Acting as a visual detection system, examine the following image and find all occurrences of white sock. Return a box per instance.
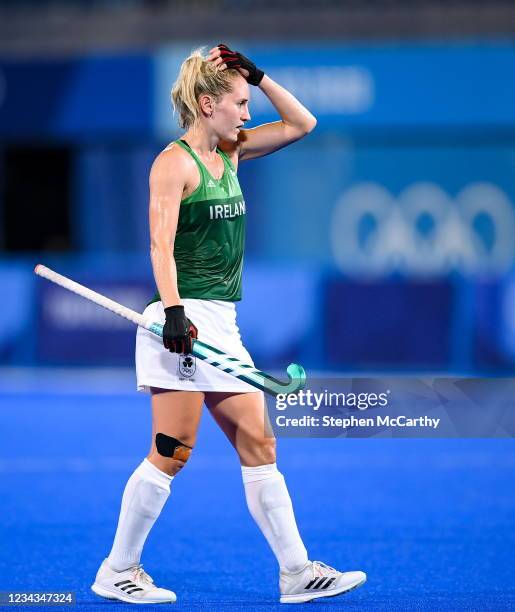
[241,463,308,573]
[107,458,172,572]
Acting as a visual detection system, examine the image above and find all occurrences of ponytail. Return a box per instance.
[171,47,239,129]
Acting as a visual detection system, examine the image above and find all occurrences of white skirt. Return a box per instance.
[135,299,259,393]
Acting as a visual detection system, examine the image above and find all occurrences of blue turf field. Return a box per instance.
[1,372,514,611]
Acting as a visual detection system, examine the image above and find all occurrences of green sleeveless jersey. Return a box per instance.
[151,139,246,304]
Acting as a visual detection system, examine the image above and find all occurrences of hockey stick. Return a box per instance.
[34,265,306,397]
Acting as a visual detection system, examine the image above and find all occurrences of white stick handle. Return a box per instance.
[34,264,307,396]
[34,264,149,330]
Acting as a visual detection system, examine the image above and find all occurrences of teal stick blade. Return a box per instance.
[257,363,306,396]
[146,322,306,397]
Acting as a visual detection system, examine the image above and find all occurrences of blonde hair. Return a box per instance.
[171,47,240,129]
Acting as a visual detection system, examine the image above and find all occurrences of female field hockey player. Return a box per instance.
[91,44,366,605]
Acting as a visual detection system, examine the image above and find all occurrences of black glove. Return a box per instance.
[163,305,198,354]
[217,44,264,86]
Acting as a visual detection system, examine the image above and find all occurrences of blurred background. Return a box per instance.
[1,3,515,610]
[1,0,515,375]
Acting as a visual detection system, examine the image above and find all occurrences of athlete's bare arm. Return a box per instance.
[149,146,192,308]
[209,42,317,163]
[237,75,317,161]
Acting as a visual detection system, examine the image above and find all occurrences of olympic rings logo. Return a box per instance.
[331,182,515,277]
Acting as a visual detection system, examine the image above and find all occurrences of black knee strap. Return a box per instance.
[156,433,192,462]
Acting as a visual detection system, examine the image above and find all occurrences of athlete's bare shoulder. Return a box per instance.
[218,138,241,170]
[152,142,193,174]
[150,141,197,191]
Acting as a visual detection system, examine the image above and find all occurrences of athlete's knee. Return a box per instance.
[149,433,194,476]
[147,455,183,476]
[261,437,277,464]
[240,436,276,466]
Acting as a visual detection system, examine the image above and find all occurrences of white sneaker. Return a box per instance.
[91,559,176,604]
[280,560,366,604]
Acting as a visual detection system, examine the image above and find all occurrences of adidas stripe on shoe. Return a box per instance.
[91,559,176,604]
[279,560,366,604]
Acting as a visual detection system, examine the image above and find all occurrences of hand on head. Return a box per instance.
[208,44,264,86]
